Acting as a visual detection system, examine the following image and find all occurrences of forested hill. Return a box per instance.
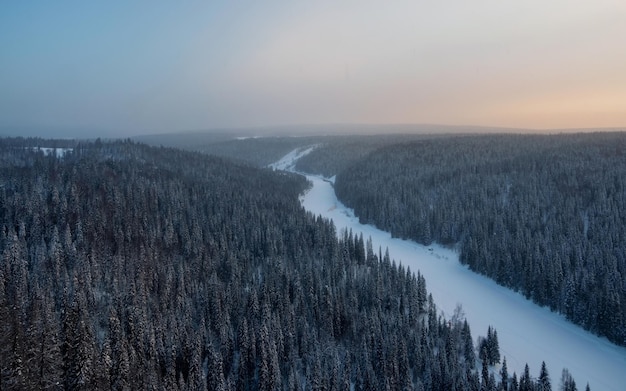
[136,131,434,171]
[0,138,567,390]
[334,132,626,346]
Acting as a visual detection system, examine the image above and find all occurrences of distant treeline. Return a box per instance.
[0,139,572,390]
[295,134,446,177]
[333,132,626,346]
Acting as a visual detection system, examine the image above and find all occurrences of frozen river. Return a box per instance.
[272,147,626,391]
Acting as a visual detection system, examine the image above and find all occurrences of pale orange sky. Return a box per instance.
[1,1,625,136]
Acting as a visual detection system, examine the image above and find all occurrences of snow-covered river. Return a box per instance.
[272,148,626,391]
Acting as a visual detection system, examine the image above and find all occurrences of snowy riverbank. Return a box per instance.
[272,147,626,391]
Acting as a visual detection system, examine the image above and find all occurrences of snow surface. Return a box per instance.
[31,147,73,157]
[268,146,318,171]
[272,148,626,391]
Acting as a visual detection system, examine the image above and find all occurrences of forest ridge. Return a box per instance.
[322,133,626,346]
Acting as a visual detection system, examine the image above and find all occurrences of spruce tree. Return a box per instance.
[538,361,551,391]
[500,356,509,391]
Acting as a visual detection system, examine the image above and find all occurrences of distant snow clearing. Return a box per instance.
[30,147,73,158]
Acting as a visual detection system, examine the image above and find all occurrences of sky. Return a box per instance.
[1,1,625,138]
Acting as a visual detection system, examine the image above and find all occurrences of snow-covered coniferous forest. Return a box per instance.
[1,133,625,390]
